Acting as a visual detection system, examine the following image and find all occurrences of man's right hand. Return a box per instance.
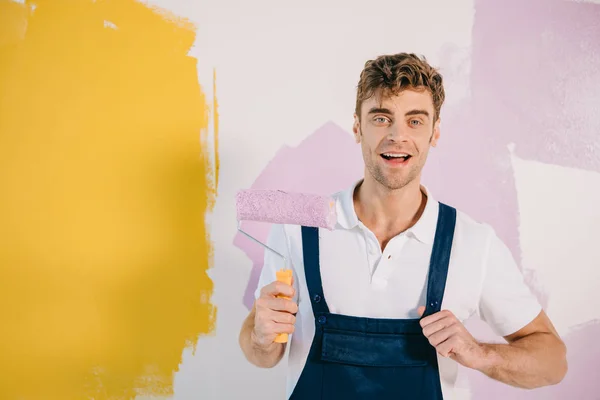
[251,280,298,348]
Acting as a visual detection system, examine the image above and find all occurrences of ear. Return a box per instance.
[430,118,441,147]
[353,114,361,144]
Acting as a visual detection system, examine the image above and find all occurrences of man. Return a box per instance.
[238,53,567,399]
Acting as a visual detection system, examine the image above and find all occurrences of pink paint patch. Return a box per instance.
[234,122,363,309]
[434,0,600,397]
[425,0,600,301]
[470,0,600,173]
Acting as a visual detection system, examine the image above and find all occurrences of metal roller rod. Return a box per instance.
[237,222,286,261]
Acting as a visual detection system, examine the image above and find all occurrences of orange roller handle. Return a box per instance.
[274,268,293,343]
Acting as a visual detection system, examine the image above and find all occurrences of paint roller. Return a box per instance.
[235,189,337,343]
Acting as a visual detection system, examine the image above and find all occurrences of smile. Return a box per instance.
[381,153,412,164]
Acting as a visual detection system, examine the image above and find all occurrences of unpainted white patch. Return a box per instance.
[103,20,118,30]
[511,144,600,335]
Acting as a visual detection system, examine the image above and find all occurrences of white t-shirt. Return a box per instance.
[254,181,542,399]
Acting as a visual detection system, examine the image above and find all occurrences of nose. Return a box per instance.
[387,122,409,142]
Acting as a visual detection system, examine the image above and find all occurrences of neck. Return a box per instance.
[354,175,426,238]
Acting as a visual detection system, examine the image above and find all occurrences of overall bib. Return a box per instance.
[289,203,456,400]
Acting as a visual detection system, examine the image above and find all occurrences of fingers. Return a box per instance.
[426,322,460,347]
[435,336,458,358]
[260,280,295,299]
[420,309,453,327]
[252,278,299,346]
[255,316,296,334]
[256,296,298,314]
[419,310,480,362]
[258,278,298,314]
[252,321,295,347]
[419,310,460,356]
[417,306,426,317]
[273,322,295,334]
[270,309,296,325]
[253,307,296,346]
[267,321,295,334]
[422,315,456,337]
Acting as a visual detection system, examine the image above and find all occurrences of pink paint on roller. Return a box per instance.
[233,122,363,309]
[236,189,337,230]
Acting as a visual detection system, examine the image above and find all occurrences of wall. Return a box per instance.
[0,0,599,399]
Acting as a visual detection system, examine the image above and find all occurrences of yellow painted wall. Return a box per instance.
[0,1,217,398]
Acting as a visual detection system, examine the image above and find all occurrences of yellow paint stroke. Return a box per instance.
[0,0,217,399]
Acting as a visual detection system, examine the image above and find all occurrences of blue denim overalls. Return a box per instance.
[289,203,456,399]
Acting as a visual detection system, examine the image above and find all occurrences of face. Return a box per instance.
[352,88,440,191]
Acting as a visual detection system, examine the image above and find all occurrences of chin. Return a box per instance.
[377,176,413,191]
[385,182,411,191]
[367,163,420,191]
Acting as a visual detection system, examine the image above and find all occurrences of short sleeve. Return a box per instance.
[253,223,299,302]
[478,229,542,337]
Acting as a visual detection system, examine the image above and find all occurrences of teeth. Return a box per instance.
[383,153,409,158]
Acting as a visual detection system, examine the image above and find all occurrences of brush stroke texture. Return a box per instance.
[0,1,216,399]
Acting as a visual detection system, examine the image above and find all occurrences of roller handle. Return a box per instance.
[274,268,293,343]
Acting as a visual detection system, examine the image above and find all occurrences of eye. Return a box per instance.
[409,119,422,126]
[373,116,390,124]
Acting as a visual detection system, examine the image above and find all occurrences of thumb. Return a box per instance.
[417,306,426,317]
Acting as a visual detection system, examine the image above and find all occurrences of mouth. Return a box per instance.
[380,153,412,165]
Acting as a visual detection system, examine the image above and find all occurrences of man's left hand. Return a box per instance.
[417,306,489,371]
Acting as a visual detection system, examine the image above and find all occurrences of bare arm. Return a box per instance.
[420,308,567,389]
[239,280,298,368]
[477,310,567,389]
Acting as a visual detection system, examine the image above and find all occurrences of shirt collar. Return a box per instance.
[406,185,439,245]
[335,179,439,245]
[334,179,362,230]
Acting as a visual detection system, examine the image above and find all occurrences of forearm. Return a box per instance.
[239,306,285,368]
[478,332,567,389]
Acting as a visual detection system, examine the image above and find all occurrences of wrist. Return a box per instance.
[476,343,501,374]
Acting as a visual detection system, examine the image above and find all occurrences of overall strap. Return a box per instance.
[301,226,330,315]
[422,203,457,318]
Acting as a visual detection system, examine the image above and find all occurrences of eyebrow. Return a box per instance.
[367,107,393,115]
[367,107,430,119]
[405,109,430,119]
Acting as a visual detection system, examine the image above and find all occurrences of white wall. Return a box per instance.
[144,0,600,398]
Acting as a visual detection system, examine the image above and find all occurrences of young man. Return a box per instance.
[239,53,567,399]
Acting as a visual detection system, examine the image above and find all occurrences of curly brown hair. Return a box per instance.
[355,53,445,122]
